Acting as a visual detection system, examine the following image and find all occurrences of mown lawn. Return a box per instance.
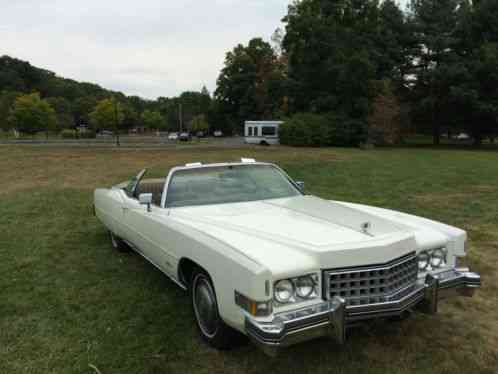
[1,145,497,374]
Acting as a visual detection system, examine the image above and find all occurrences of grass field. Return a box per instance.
[1,145,497,374]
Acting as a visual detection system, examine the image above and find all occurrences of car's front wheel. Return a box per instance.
[109,231,129,252]
[190,268,242,349]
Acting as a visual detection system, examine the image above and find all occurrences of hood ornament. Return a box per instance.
[361,221,372,234]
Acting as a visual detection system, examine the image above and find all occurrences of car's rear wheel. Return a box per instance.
[190,268,242,349]
[109,231,129,252]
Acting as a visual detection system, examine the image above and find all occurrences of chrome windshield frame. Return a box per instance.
[159,162,303,209]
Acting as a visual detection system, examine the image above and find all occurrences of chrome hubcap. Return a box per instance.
[193,275,218,338]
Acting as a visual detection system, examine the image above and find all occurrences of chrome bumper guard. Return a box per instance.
[246,267,480,356]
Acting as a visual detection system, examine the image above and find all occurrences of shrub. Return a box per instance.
[79,130,96,139]
[279,113,329,147]
[326,115,367,147]
[280,112,367,147]
[60,129,76,139]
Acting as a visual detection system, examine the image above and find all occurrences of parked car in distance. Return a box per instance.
[456,133,470,140]
[179,132,191,141]
[168,132,179,141]
[196,131,206,138]
[213,130,223,137]
[93,159,481,355]
[98,129,114,136]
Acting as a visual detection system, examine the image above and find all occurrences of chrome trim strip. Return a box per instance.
[124,239,187,291]
[325,251,416,274]
[421,273,440,314]
[160,161,304,208]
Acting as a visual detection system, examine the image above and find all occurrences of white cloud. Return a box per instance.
[0,0,411,99]
[0,0,290,99]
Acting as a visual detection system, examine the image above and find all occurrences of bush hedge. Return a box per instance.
[60,129,76,139]
[60,129,96,139]
[78,130,96,139]
[279,113,367,147]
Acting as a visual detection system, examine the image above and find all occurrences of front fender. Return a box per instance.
[164,217,271,333]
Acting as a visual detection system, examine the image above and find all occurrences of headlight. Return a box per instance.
[430,248,447,268]
[274,274,319,305]
[418,248,447,272]
[418,251,430,270]
[274,279,295,303]
[295,276,316,298]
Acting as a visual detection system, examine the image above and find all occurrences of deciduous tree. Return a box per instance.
[46,97,74,131]
[215,38,287,133]
[191,114,209,133]
[89,98,124,146]
[8,92,56,137]
[141,110,164,130]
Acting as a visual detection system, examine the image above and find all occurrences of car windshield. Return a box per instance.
[165,164,301,208]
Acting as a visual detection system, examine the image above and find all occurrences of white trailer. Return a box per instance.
[244,121,282,145]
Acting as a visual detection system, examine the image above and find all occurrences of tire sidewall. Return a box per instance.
[191,271,221,341]
[109,231,128,252]
[110,231,119,249]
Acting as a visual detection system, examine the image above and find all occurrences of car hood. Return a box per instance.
[169,195,464,277]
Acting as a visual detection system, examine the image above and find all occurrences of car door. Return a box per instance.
[120,173,177,277]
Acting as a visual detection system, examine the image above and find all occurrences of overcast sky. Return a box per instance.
[1,0,409,100]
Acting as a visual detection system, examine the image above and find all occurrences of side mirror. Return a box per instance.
[139,193,153,212]
[295,181,305,192]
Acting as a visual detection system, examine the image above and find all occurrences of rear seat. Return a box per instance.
[136,180,165,206]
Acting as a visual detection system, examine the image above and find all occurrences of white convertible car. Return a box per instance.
[94,159,481,355]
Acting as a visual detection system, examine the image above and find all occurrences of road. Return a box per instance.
[0,135,247,148]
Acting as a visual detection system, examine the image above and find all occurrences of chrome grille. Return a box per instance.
[324,253,418,306]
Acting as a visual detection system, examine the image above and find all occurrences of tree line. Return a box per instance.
[0,56,212,137]
[1,0,498,146]
[214,0,498,146]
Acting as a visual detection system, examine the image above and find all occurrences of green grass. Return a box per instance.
[1,146,497,373]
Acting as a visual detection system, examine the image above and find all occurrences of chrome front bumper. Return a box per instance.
[245,267,480,356]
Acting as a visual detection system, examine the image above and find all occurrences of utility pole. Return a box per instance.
[179,103,183,132]
[114,98,120,147]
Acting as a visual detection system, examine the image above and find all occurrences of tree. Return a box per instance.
[0,90,21,131]
[73,96,98,126]
[377,0,417,86]
[191,114,209,133]
[408,0,498,146]
[368,81,402,145]
[89,98,124,146]
[141,110,164,130]
[179,90,211,127]
[409,0,462,145]
[468,43,498,144]
[464,0,498,144]
[215,38,287,133]
[282,0,397,123]
[121,103,139,130]
[46,97,74,131]
[8,92,56,137]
